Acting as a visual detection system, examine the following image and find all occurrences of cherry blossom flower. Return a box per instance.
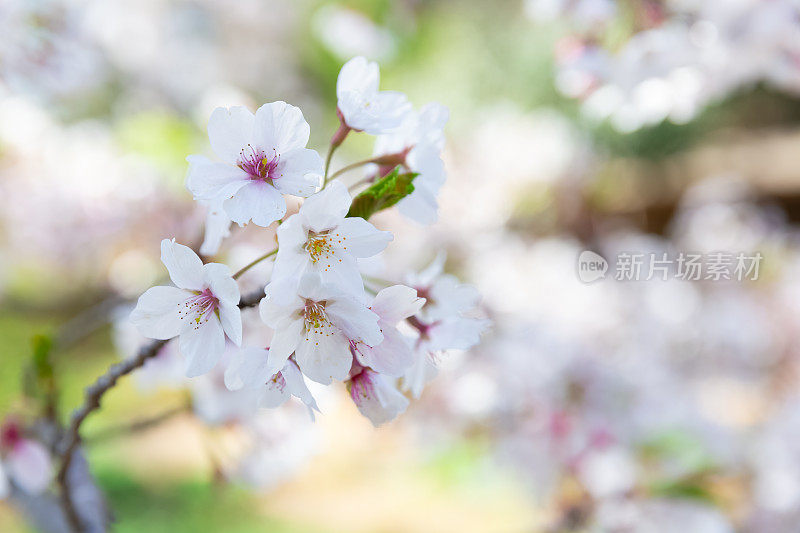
[186,102,323,227]
[225,348,319,418]
[373,103,449,224]
[352,285,425,377]
[272,180,392,294]
[0,421,52,498]
[130,239,242,377]
[336,56,411,134]
[347,367,409,427]
[401,254,489,397]
[259,273,382,384]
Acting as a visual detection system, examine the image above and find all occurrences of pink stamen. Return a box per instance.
[238,144,281,183]
[178,288,220,330]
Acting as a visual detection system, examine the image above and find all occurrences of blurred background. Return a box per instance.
[3,0,800,531]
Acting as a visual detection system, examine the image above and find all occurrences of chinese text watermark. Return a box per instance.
[577,251,762,283]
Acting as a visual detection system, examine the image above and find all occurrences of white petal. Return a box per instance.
[282,359,319,412]
[326,295,383,346]
[218,301,242,346]
[365,91,412,134]
[402,349,438,399]
[273,171,321,199]
[272,216,311,284]
[0,463,8,499]
[202,262,240,305]
[398,185,439,225]
[273,148,322,197]
[185,155,250,202]
[336,56,379,99]
[410,142,446,186]
[259,284,303,327]
[208,106,255,163]
[199,201,232,256]
[428,317,490,351]
[371,285,425,324]
[337,217,393,258]
[7,440,52,495]
[418,102,450,142]
[294,327,352,385]
[355,324,414,377]
[427,274,481,320]
[130,286,192,340]
[161,239,205,291]
[349,370,408,427]
[258,372,292,408]
[223,181,286,227]
[224,347,273,391]
[253,101,311,154]
[413,251,447,286]
[299,180,351,232]
[296,272,328,302]
[312,253,364,296]
[180,317,226,377]
[266,318,304,368]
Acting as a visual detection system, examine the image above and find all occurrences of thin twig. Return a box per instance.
[327,156,381,182]
[56,288,264,532]
[56,337,167,531]
[322,120,350,189]
[86,402,190,444]
[54,296,126,350]
[232,248,277,280]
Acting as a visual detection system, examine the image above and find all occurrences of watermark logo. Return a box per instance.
[577,250,762,282]
[577,250,608,283]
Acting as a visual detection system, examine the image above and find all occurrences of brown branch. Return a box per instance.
[55,288,263,532]
[86,402,190,444]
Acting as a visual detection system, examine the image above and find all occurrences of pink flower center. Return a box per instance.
[179,288,219,329]
[0,421,21,451]
[268,370,287,392]
[238,144,281,183]
[348,369,375,403]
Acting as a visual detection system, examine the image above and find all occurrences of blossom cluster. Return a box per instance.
[528,0,800,131]
[130,56,486,429]
[409,164,800,531]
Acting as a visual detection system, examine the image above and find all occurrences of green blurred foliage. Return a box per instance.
[99,469,329,533]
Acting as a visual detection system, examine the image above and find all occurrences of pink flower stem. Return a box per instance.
[322,110,352,189]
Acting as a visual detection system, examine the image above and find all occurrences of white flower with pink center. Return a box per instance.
[259,273,383,385]
[401,254,490,398]
[336,56,411,134]
[351,285,425,377]
[186,102,323,227]
[225,349,319,418]
[272,180,393,295]
[131,239,242,377]
[348,367,409,427]
[0,421,52,498]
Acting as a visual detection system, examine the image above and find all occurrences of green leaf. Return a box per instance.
[31,334,54,379]
[648,478,715,504]
[346,166,418,220]
[23,334,59,416]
